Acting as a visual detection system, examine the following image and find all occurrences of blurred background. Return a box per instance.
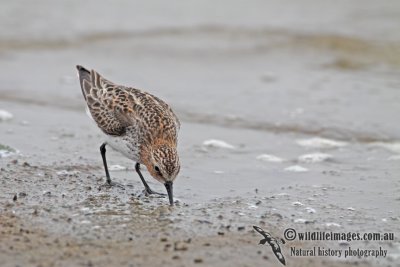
[1,0,399,140]
[1,1,400,266]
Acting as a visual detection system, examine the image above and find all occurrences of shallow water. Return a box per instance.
[1,1,400,266]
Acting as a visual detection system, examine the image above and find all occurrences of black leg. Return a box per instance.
[100,143,111,184]
[99,143,124,189]
[135,163,165,196]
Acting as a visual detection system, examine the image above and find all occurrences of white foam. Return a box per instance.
[296,137,347,149]
[0,150,14,158]
[0,110,13,121]
[202,139,235,149]
[325,222,341,227]
[109,165,127,171]
[284,165,308,172]
[256,154,285,163]
[294,218,307,223]
[247,204,258,210]
[292,201,304,206]
[369,142,400,154]
[213,170,224,174]
[0,144,17,158]
[347,207,355,211]
[305,207,316,213]
[298,153,332,163]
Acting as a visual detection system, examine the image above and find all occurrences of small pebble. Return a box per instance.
[194,258,203,263]
[22,162,30,167]
[174,242,188,251]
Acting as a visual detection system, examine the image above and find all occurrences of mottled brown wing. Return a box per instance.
[122,88,180,142]
[77,65,180,140]
[151,95,181,130]
[77,65,133,136]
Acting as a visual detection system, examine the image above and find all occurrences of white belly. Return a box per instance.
[105,134,140,162]
[86,107,141,162]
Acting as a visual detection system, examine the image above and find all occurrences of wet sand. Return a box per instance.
[1,1,400,266]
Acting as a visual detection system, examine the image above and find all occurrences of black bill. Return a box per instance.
[164,181,174,205]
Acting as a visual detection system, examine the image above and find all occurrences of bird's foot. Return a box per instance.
[99,181,125,190]
[143,188,166,197]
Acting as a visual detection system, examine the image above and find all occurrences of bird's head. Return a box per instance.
[143,142,180,205]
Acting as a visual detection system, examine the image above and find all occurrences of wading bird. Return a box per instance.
[77,65,180,205]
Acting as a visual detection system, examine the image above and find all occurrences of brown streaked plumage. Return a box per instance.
[76,65,180,205]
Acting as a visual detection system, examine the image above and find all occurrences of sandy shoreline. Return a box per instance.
[1,111,398,266]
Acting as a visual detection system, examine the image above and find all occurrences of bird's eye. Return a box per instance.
[154,166,161,173]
